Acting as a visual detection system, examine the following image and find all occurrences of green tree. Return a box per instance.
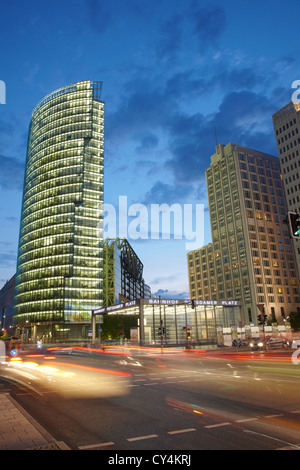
[101,315,138,340]
[289,311,300,331]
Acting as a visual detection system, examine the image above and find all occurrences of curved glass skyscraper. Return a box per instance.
[14,81,104,342]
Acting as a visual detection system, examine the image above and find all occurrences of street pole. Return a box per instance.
[159,295,163,352]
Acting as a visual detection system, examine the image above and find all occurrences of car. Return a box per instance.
[249,339,265,351]
[266,337,289,349]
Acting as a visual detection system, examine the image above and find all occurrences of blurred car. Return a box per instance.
[266,337,289,349]
[3,336,21,355]
[249,339,265,351]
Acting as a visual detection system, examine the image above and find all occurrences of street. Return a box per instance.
[1,345,300,451]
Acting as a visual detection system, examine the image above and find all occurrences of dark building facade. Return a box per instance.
[0,275,16,334]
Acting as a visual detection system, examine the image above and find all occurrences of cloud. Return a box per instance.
[106,81,178,147]
[163,88,286,186]
[164,111,214,184]
[142,181,195,206]
[191,3,227,50]
[156,14,183,62]
[134,132,159,154]
[0,154,25,191]
[86,0,112,34]
[0,244,17,270]
[165,71,208,101]
[153,288,189,300]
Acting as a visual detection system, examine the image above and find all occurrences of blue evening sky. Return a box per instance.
[0,0,299,298]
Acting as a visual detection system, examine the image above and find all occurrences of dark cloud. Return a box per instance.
[142,181,195,206]
[156,14,183,62]
[134,132,159,154]
[213,67,264,92]
[165,112,214,184]
[106,84,177,144]
[0,154,25,191]
[165,71,208,101]
[86,0,112,34]
[191,3,227,49]
[164,89,285,185]
[213,90,279,154]
[0,245,17,272]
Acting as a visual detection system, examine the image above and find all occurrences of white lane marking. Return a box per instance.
[205,422,231,429]
[168,428,197,435]
[264,414,284,418]
[127,434,159,442]
[235,418,259,423]
[78,441,115,449]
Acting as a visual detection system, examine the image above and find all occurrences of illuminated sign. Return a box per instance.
[93,298,241,315]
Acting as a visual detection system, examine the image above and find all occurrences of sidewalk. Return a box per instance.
[0,393,70,450]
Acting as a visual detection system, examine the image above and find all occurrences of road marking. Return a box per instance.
[168,428,197,435]
[205,422,231,429]
[235,418,259,423]
[78,441,115,449]
[127,434,158,442]
[264,414,284,418]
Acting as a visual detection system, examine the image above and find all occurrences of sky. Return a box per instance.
[0,0,300,299]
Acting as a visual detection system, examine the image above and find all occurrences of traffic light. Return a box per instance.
[257,314,262,324]
[288,212,300,238]
[163,327,166,335]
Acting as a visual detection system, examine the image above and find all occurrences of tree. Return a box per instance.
[289,311,300,331]
[101,315,138,340]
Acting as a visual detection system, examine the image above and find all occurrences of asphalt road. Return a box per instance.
[1,345,300,451]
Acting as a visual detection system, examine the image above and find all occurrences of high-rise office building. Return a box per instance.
[0,274,16,335]
[103,238,151,307]
[14,81,104,343]
[272,102,300,277]
[187,143,300,325]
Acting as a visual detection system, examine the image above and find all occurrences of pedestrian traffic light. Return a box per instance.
[288,212,300,238]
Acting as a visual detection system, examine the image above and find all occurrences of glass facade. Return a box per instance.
[94,299,241,346]
[14,81,104,341]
